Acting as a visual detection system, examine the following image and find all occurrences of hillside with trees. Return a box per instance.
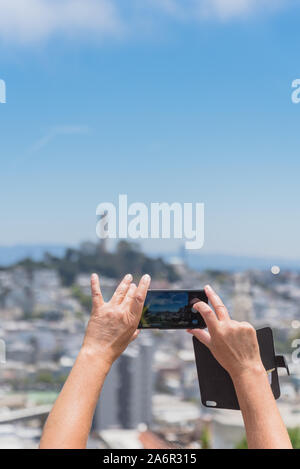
[11,240,180,286]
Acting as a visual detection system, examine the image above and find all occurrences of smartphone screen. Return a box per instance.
[138,290,208,329]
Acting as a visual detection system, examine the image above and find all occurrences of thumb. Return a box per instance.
[130,330,140,343]
[90,273,104,309]
[187,328,212,348]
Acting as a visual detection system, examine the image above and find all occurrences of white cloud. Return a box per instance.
[8,125,90,169]
[0,0,292,45]
[148,0,287,21]
[194,0,286,20]
[28,125,90,153]
[0,0,123,43]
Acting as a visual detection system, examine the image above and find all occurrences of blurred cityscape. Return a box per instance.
[0,241,300,449]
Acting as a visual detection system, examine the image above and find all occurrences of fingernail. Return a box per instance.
[125,274,133,281]
[91,273,98,281]
[142,274,151,283]
[205,284,212,293]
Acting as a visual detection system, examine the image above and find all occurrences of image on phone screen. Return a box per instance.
[138,290,208,329]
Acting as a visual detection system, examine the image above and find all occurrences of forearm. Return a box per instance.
[232,366,292,449]
[40,347,111,449]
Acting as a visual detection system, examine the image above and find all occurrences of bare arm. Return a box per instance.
[232,367,291,449]
[188,285,292,450]
[39,273,151,449]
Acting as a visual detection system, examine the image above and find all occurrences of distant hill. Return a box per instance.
[0,242,179,285]
[180,252,300,272]
[0,244,67,266]
[0,244,299,272]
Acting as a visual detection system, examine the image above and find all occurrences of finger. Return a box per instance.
[131,274,151,320]
[205,285,230,321]
[193,301,219,332]
[187,328,211,348]
[130,330,140,343]
[111,274,133,304]
[90,273,104,308]
[122,283,137,308]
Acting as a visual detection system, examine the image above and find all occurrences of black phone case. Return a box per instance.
[193,327,289,410]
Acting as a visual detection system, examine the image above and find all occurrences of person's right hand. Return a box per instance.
[82,273,151,367]
[188,285,264,381]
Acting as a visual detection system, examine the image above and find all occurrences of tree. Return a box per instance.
[236,427,300,449]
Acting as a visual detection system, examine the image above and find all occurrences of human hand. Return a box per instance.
[188,285,264,381]
[82,273,151,366]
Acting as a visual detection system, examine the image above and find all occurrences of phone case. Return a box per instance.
[193,327,289,410]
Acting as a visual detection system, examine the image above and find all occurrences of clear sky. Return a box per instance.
[0,0,300,259]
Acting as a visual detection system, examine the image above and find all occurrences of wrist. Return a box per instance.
[79,344,113,374]
[230,362,267,386]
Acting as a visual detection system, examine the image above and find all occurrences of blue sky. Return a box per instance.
[1,0,300,259]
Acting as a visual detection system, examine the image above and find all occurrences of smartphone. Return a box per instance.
[138,289,208,329]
